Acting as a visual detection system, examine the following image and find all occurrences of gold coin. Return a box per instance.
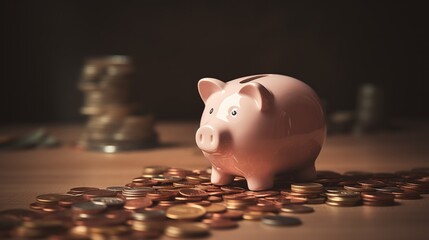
[166,204,206,220]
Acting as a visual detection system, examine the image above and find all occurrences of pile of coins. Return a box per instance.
[289,183,325,204]
[78,55,157,153]
[0,167,428,239]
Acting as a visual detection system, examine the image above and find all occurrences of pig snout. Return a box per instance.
[196,125,229,153]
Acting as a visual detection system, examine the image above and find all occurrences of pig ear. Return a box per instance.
[198,78,225,103]
[239,82,273,111]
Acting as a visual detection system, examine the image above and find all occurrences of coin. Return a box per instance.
[133,209,166,221]
[83,190,117,199]
[281,205,314,213]
[179,188,209,198]
[243,211,275,221]
[261,215,302,226]
[2,166,428,239]
[123,198,153,210]
[220,186,246,193]
[166,204,206,220]
[36,194,70,204]
[212,210,243,220]
[58,196,88,207]
[204,203,227,213]
[91,197,124,208]
[165,222,209,238]
[69,187,100,194]
[72,202,107,214]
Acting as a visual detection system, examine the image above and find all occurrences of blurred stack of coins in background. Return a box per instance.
[354,83,385,134]
[0,166,428,239]
[78,55,158,152]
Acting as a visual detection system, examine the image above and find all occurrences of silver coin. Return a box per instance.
[91,197,124,208]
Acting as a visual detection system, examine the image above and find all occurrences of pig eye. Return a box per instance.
[231,108,238,116]
[209,108,214,114]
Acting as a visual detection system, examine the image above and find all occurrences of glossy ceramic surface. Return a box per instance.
[196,74,326,190]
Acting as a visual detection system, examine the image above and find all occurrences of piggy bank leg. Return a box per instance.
[211,167,234,185]
[246,175,274,191]
[291,165,317,182]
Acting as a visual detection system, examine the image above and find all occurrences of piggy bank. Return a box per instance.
[195,74,326,190]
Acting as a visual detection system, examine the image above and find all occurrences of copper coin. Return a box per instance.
[344,185,376,192]
[392,190,422,200]
[187,200,212,207]
[204,203,227,213]
[207,191,225,196]
[212,210,243,220]
[29,202,50,211]
[146,192,174,201]
[179,188,209,198]
[358,180,386,188]
[257,199,276,207]
[165,222,209,238]
[58,196,88,207]
[41,205,65,213]
[83,190,117,199]
[106,186,125,192]
[246,191,279,198]
[123,198,153,210]
[72,201,107,214]
[220,186,246,193]
[175,196,203,202]
[207,196,222,202]
[223,193,249,199]
[281,205,314,213]
[243,211,275,221]
[326,200,359,207]
[36,194,70,204]
[69,187,99,194]
[361,192,395,201]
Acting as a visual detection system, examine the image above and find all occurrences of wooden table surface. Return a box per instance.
[1,121,428,240]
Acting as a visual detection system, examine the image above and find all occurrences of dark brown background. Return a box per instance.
[1,0,427,123]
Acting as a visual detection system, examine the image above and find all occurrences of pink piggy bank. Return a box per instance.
[195,74,326,190]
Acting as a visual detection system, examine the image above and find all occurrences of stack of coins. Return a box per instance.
[165,222,209,238]
[325,190,362,207]
[399,180,429,194]
[289,183,325,204]
[361,192,396,206]
[0,167,428,239]
[354,83,385,134]
[78,55,158,153]
[132,209,166,234]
